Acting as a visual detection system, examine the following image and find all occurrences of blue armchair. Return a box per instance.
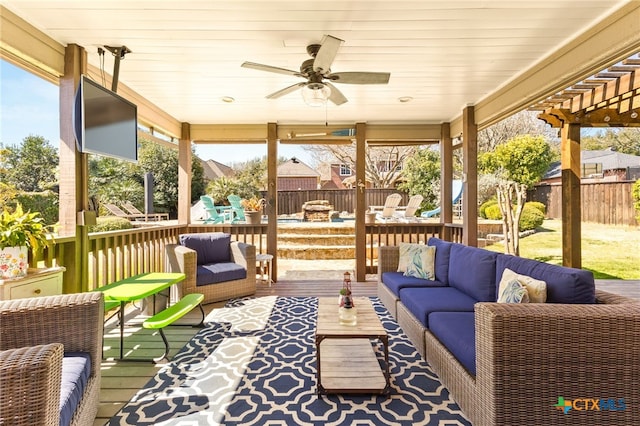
[165,232,256,304]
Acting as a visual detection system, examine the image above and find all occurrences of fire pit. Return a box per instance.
[302,200,333,222]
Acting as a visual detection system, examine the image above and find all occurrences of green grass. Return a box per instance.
[484,219,640,279]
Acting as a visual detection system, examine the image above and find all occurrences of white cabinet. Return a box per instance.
[0,267,65,301]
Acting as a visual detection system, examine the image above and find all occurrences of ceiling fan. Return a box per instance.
[241,35,390,106]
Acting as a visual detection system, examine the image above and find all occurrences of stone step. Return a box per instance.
[278,233,355,246]
[278,245,379,260]
[277,223,355,235]
[278,245,355,260]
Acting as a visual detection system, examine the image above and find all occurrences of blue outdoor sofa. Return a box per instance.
[378,238,640,426]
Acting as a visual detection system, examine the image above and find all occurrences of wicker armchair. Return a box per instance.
[165,234,256,304]
[0,292,104,426]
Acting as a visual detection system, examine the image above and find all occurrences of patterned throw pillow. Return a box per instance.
[497,279,530,303]
[499,268,547,303]
[397,243,435,280]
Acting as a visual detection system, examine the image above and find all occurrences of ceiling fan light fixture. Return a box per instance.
[302,82,331,107]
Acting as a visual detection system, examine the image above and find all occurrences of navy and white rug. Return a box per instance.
[110,296,471,425]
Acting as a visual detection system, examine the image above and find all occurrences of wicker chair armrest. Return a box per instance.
[0,343,63,425]
[165,244,197,294]
[0,292,103,378]
[378,246,400,282]
[595,289,640,305]
[230,241,256,270]
[474,301,640,425]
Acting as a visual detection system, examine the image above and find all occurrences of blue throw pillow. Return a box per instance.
[180,233,231,265]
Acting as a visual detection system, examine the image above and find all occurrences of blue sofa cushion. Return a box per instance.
[448,244,499,302]
[60,352,91,426]
[429,312,477,376]
[427,237,453,286]
[196,262,247,285]
[180,233,231,265]
[382,272,446,297]
[496,254,595,304]
[399,287,477,328]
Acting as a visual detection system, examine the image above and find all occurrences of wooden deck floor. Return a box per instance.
[95,277,638,425]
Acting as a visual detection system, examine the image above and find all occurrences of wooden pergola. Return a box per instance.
[533,56,640,267]
[1,4,640,285]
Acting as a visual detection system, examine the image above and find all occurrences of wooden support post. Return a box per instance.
[58,44,87,293]
[440,122,453,227]
[178,123,191,224]
[462,106,478,247]
[561,123,582,268]
[267,123,278,281]
[355,122,367,282]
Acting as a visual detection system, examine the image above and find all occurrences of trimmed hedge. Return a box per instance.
[89,217,133,232]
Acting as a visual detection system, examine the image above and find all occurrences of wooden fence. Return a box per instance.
[269,189,410,215]
[528,181,638,226]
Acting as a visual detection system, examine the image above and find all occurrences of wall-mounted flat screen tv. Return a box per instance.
[74,75,138,162]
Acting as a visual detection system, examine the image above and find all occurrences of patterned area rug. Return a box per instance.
[110,297,471,425]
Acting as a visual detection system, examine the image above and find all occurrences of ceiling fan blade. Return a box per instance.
[328,71,390,84]
[326,82,348,105]
[241,61,301,77]
[266,82,305,99]
[313,35,344,74]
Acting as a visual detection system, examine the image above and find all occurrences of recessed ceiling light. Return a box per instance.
[221,96,235,103]
[398,96,413,103]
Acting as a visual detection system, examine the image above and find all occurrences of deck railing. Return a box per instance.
[35,224,268,292]
[35,221,458,290]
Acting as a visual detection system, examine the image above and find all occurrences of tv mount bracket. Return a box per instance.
[103,45,131,93]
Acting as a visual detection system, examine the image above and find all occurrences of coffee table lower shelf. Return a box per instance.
[317,339,388,395]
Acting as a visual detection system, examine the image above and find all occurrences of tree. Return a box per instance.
[480,135,553,255]
[205,157,267,203]
[579,128,640,156]
[304,142,417,188]
[2,135,58,192]
[397,148,441,211]
[89,138,206,217]
[478,110,558,154]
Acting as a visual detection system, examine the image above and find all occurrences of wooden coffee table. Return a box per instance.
[315,297,390,395]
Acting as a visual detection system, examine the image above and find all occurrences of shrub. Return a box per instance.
[484,204,503,220]
[527,201,546,216]
[89,217,133,232]
[479,199,498,219]
[519,203,545,231]
[633,179,640,223]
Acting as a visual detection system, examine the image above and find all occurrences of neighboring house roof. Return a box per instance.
[277,157,320,177]
[543,149,640,179]
[201,159,234,180]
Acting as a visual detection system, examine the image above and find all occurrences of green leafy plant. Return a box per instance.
[0,204,53,250]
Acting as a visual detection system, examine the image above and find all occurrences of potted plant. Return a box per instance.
[241,197,265,225]
[0,204,53,278]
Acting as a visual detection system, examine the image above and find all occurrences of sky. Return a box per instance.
[0,59,313,166]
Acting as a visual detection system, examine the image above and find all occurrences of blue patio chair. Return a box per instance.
[227,194,246,222]
[200,195,233,224]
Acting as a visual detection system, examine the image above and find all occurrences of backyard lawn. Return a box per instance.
[484,219,640,280]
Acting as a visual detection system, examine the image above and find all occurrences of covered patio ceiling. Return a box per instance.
[1,1,639,140]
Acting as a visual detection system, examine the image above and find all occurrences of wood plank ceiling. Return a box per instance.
[1,1,635,133]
